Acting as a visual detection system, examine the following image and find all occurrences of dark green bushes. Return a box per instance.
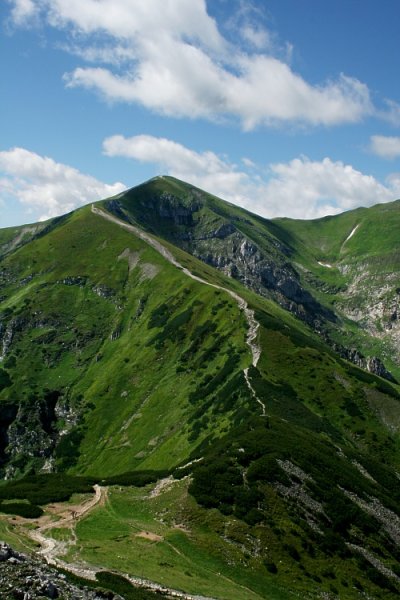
[264,561,278,574]
[147,302,170,329]
[55,427,86,469]
[0,470,171,509]
[100,470,169,487]
[188,351,240,403]
[96,572,163,599]
[0,368,12,391]
[150,307,193,348]
[0,501,43,518]
[0,474,95,504]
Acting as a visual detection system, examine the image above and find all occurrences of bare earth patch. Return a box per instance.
[135,531,163,542]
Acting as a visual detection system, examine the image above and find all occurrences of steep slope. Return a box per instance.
[274,200,400,380]
[105,176,399,382]
[105,176,333,327]
[0,217,67,259]
[0,204,256,477]
[0,183,399,599]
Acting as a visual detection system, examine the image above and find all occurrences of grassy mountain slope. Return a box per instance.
[0,205,255,477]
[0,181,399,598]
[275,200,400,379]
[106,176,333,326]
[107,177,400,383]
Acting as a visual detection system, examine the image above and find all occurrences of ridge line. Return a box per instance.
[91,205,266,415]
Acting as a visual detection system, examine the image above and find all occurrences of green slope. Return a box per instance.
[107,177,400,382]
[0,205,254,476]
[0,181,399,598]
[274,199,400,379]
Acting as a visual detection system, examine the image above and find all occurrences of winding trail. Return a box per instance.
[27,484,106,578]
[20,483,216,599]
[92,205,266,415]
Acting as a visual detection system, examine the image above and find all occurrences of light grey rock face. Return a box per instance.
[332,345,397,382]
[0,542,123,600]
[115,192,333,328]
[194,235,333,327]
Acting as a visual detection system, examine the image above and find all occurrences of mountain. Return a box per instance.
[105,176,400,381]
[0,176,399,599]
[275,201,400,380]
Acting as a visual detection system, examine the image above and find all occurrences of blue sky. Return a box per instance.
[1,0,400,227]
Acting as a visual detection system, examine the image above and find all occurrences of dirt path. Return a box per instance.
[25,484,106,575]
[14,482,216,598]
[244,367,266,416]
[92,205,266,415]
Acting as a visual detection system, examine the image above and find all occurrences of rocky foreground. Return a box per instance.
[0,542,123,600]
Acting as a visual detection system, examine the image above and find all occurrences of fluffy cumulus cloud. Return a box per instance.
[103,134,400,219]
[264,157,398,218]
[103,134,247,200]
[0,147,125,221]
[370,135,400,159]
[7,0,374,128]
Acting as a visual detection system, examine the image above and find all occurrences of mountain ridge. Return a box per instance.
[102,176,400,381]
[0,176,399,599]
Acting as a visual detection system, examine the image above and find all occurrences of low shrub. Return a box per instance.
[0,501,43,518]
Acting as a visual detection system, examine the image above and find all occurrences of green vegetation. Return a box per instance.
[96,572,165,599]
[0,501,43,518]
[56,568,164,599]
[0,473,95,504]
[0,177,399,598]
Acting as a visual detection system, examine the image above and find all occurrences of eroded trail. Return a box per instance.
[22,484,215,599]
[92,206,265,415]
[26,484,106,579]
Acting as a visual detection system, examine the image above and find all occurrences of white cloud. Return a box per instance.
[6,0,37,25]
[103,134,399,219]
[370,135,400,159]
[0,147,125,221]
[103,134,247,201]
[240,24,271,50]
[380,99,400,127]
[264,157,396,218]
[7,0,374,128]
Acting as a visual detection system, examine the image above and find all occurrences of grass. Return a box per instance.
[0,206,252,476]
[0,181,400,599]
[71,480,293,600]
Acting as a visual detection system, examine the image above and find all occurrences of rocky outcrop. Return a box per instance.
[193,233,334,327]
[3,393,61,478]
[155,193,200,226]
[108,189,397,381]
[333,344,397,383]
[107,195,334,328]
[0,316,27,362]
[0,542,123,599]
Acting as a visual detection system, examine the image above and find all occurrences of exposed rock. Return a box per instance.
[332,343,397,383]
[59,276,88,287]
[343,490,400,547]
[107,190,336,329]
[275,460,325,533]
[5,399,56,473]
[92,285,115,299]
[0,318,19,361]
[0,542,123,599]
[348,543,400,583]
[110,326,122,341]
